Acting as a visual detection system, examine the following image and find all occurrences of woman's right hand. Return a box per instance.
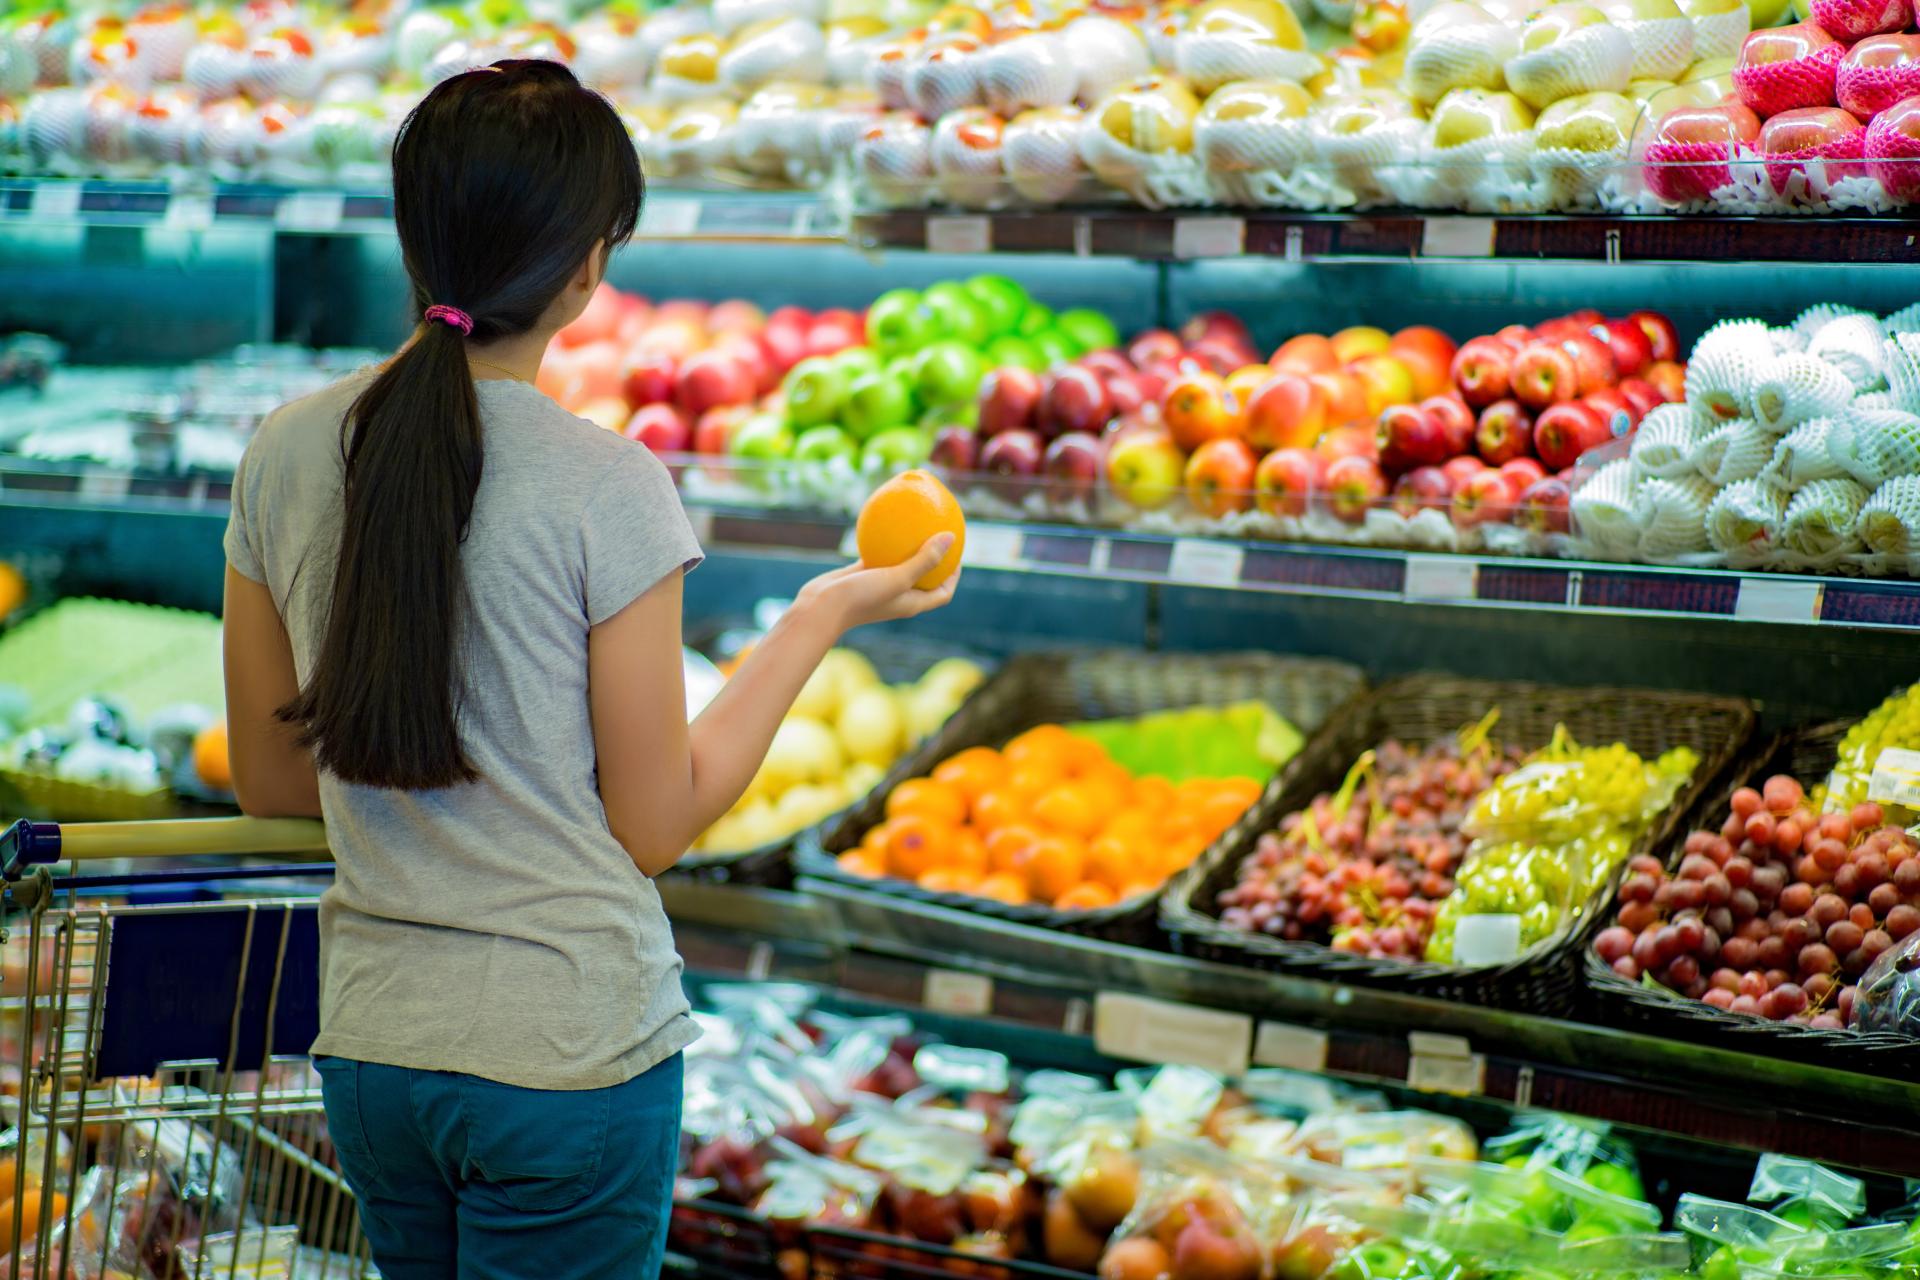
[797,534,961,632]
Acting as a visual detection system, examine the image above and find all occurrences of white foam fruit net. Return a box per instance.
[1403,22,1516,105]
[1806,314,1888,393]
[1686,319,1774,423]
[1630,403,1706,480]
[1792,303,1869,343]
[1757,417,1849,492]
[1503,25,1635,109]
[1570,457,1640,555]
[1781,477,1870,557]
[1688,4,1749,62]
[1707,479,1788,558]
[1634,473,1717,558]
[1830,408,1920,488]
[1691,417,1774,486]
[1621,14,1695,80]
[1750,352,1855,431]
[1884,333,1920,415]
[1881,303,1920,336]
[1856,474,1920,556]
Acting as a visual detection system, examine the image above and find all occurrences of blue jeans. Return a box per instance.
[314,1053,683,1280]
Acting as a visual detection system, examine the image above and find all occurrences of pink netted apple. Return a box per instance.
[1500,457,1547,491]
[1325,454,1387,522]
[981,428,1045,499]
[1044,431,1104,503]
[1760,106,1867,192]
[1735,23,1845,117]
[1391,464,1452,518]
[1517,474,1573,532]
[1512,342,1581,407]
[1376,402,1449,472]
[675,347,757,418]
[1812,0,1911,44]
[1243,373,1330,452]
[1866,94,1920,200]
[623,403,691,451]
[1627,311,1681,363]
[621,348,678,408]
[1186,437,1259,517]
[1534,400,1611,469]
[1451,468,1515,528]
[1475,399,1535,464]
[1452,337,1517,407]
[978,366,1044,436]
[1838,35,1920,117]
[931,424,981,472]
[1255,447,1319,516]
[1042,366,1115,438]
[1442,454,1490,488]
[1128,328,1185,368]
[1595,319,1653,378]
[1422,393,1477,458]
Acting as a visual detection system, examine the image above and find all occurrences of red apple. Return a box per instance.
[693,405,752,456]
[1533,401,1612,470]
[1041,366,1115,438]
[1563,308,1605,328]
[1533,316,1586,343]
[1760,106,1867,193]
[1627,310,1681,363]
[1512,343,1581,408]
[1375,403,1448,473]
[806,308,865,357]
[1560,332,1617,393]
[1104,372,1150,417]
[1442,455,1490,488]
[1271,334,1342,376]
[1517,475,1573,533]
[762,309,812,373]
[1644,103,1765,202]
[621,348,678,408]
[1314,424,1377,468]
[1080,350,1134,383]
[1842,35,1920,117]
[1310,370,1369,426]
[1181,310,1253,352]
[1421,394,1477,458]
[1494,324,1535,352]
[930,425,980,472]
[1645,360,1687,402]
[1243,373,1330,452]
[1043,431,1104,503]
[1186,437,1259,517]
[1189,337,1254,376]
[1325,455,1387,523]
[1452,337,1516,407]
[1255,447,1319,517]
[1475,399,1535,465]
[1583,387,1639,435]
[980,428,1045,500]
[1128,328,1185,368]
[1866,94,1920,201]
[1391,465,1452,518]
[557,283,628,349]
[623,402,691,452]
[978,366,1045,437]
[1735,22,1845,118]
[715,333,773,396]
[675,348,756,418]
[1618,378,1664,419]
[1499,457,1547,490]
[1596,319,1654,378]
[1391,325,1458,368]
[707,299,766,335]
[1452,468,1516,528]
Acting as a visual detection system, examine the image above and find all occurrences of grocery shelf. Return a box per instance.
[659,876,1920,1178]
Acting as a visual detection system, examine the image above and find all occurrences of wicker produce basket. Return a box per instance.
[1160,676,1755,1015]
[670,633,997,888]
[1582,721,1920,1071]
[798,648,1368,944]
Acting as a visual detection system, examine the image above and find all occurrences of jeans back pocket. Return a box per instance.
[457,1076,613,1213]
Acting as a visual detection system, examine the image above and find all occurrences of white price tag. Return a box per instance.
[1168,538,1244,588]
[1407,1031,1472,1058]
[1404,554,1478,601]
[924,969,994,1016]
[1420,217,1496,258]
[1407,1051,1486,1096]
[1735,577,1823,624]
[961,523,1023,570]
[1253,1021,1330,1072]
[1094,992,1252,1075]
[163,193,215,230]
[31,182,82,220]
[1452,913,1522,966]
[926,215,991,255]
[78,470,131,502]
[1868,747,1920,809]
[640,197,701,237]
[1173,216,1245,259]
[275,191,344,232]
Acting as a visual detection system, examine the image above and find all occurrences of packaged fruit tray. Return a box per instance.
[797,648,1367,944]
[1161,676,1755,1016]
[670,632,996,889]
[1582,721,1920,1071]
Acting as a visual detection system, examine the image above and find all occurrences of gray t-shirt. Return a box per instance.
[225,370,703,1090]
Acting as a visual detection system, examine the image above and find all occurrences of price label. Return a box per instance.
[1868,747,1920,809]
[1408,1051,1486,1096]
[78,470,131,502]
[926,215,991,255]
[962,523,1023,570]
[1404,554,1478,602]
[1094,992,1252,1075]
[1408,1031,1472,1058]
[31,183,82,220]
[1168,539,1244,589]
[924,969,994,1016]
[163,193,215,230]
[1420,217,1496,258]
[1253,1021,1330,1072]
[1735,577,1823,624]
[1173,216,1245,259]
[640,197,701,237]
[275,191,344,232]
[1453,913,1522,965]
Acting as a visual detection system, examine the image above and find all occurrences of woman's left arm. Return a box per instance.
[223,565,323,818]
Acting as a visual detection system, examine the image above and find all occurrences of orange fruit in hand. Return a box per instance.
[885,815,952,881]
[193,722,232,791]
[932,747,1006,802]
[1054,881,1117,912]
[976,872,1030,905]
[887,778,968,825]
[854,469,966,589]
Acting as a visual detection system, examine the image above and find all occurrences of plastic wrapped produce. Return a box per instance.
[1691,417,1773,485]
[1634,472,1716,557]
[1856,473,1920,554]
[1756,417,1848,492]
[1629,403,1706,479]
[1856,925,1920,1036]
[1830,408,1920,487]
[1884,332,1920,414]
[1805,313,1888,392]
[1780,475,1869,556]
[1687,319,1774,421]
[1749,352,1855,431]
[1504,6,1635,111]
[1823,684,1920,816]
[1571,456,1639,555]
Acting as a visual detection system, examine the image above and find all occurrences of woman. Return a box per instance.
[221,60,955,1279]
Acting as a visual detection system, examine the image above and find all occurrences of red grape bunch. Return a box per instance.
[1218,737,1526,960]
[1593,773,1920,1028]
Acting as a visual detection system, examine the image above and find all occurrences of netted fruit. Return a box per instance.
[1780,476,1869,557]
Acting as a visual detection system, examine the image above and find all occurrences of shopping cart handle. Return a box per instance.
[1,816,330,877]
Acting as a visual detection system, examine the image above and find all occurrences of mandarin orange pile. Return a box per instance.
[836,724,1263,912]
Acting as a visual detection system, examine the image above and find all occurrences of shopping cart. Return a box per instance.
[0,816,369,1280]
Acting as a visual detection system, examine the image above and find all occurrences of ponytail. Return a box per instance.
[276,60,641,790]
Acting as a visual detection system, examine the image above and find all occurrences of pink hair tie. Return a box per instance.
[424,304,473,336]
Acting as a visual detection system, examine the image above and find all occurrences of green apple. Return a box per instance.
[912,340,986,409]
[865,287,935,356]
[1016,301,1056,338]
[861,426,931,472]
[921,281,991,348]
[1580,1163,1644,1202]
[729,414,794,460]
[965,273,1028,335]
[783,355,848,429]
[985,335,1045,370]
[843,370,917,440]
[1031,328,1080,369]
[793,424,858,466]
[833,345,883,383]
[1056,307,1120,354]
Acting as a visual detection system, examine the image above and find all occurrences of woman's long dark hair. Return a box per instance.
[280,60,642,789]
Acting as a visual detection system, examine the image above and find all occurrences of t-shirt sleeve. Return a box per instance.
[581,445,705,626]
[224,425,268,584]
